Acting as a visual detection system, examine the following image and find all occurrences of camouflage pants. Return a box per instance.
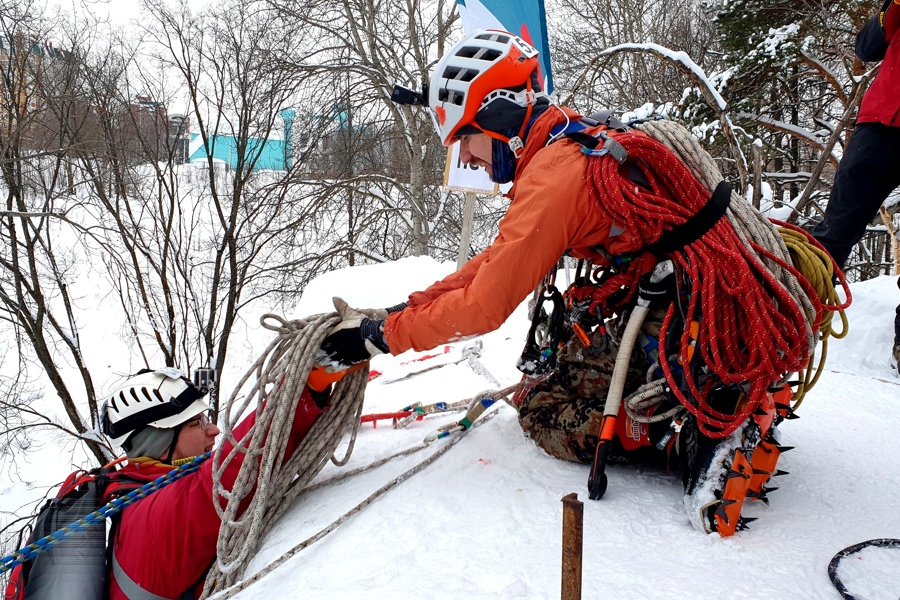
[517,328,649,464]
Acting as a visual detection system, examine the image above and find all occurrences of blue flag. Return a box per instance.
[456,0,554,94]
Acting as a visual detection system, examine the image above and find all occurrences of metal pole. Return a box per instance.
[457,191,477,270]
[561,492,583,600]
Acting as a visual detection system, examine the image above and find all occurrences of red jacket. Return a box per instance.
[856,0,900,125]
[108,388,325,599]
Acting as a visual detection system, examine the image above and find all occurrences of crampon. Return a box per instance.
[683,384,795,536]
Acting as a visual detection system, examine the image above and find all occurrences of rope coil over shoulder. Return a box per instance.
[576,118,824,439]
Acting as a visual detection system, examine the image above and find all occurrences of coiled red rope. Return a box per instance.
[583,131,821,437]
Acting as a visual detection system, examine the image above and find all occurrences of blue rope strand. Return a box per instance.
[0,452,211,573]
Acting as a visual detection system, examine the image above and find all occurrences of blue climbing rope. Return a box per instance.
[0,452,211,573]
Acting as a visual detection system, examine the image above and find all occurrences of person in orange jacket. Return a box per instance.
[319,30,629,365]
[318,29,821,537]
[319,29,678,478]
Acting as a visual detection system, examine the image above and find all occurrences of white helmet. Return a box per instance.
[428,29,547,148]
[101,367,210,447]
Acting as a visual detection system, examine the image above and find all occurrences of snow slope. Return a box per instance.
[217,262,900,600]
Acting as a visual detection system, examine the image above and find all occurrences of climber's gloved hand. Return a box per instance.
[317,298,390,371]
[356,302,408,319]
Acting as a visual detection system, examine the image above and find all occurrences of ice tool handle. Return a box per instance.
[588,260,674,500]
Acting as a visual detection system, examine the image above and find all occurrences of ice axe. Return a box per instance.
[588,260,674,500]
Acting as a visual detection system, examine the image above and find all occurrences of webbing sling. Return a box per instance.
[644,181,733,256]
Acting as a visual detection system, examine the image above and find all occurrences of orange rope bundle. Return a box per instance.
[584,131,822,437]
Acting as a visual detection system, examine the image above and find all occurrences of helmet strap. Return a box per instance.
[161,424,183,464]
[468,72,539,160]
[471,78,537,159]
[509,78,536,159]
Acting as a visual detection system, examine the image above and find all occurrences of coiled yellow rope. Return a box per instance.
[777,225,852,409]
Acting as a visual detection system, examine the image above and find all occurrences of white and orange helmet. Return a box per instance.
[428,29,548,151]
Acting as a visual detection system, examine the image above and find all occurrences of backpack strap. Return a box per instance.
[107,473,189,600]
[582,109,628,131]
[644,180,733,256]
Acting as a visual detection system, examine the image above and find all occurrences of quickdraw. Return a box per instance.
[516,269,566,376]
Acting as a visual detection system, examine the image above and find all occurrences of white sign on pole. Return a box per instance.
[443,143,498,195]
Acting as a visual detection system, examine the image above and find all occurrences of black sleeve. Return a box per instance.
[856,3,890,62]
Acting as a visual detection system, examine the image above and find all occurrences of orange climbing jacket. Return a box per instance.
[384,108,660,355]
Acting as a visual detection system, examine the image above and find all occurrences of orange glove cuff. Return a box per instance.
[307,362,366,392]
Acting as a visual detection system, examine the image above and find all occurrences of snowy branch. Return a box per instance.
[595,42,749,190]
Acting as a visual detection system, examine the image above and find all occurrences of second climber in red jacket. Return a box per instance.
[810,0,900,372]
[99,367,328,599]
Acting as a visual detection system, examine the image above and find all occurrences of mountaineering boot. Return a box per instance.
[679,415,751,535]
[678,397,786,537]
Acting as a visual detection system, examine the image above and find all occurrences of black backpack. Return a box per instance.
[5,465,140,600]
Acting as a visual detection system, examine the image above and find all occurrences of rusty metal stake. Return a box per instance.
[561,492,583,600]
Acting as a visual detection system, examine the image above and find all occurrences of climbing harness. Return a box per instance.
[828,539,900,599]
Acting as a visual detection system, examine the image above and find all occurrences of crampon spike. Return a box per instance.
[736,516,758,531]
[746,489,769,505]
[712,450,753,536]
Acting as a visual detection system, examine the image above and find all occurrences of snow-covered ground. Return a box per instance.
[233,260,900,600]
[3,258,900,599]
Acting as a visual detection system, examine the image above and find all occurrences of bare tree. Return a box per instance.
[0,1,113,464]
[265,0,458,257]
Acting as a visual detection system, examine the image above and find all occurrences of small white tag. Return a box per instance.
[155,366,186,380]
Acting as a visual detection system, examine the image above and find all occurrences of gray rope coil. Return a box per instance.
[202,310,368,597]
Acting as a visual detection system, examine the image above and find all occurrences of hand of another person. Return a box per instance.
[317,298,390,370]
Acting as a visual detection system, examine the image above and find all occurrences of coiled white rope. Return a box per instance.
[202,310,368,597]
